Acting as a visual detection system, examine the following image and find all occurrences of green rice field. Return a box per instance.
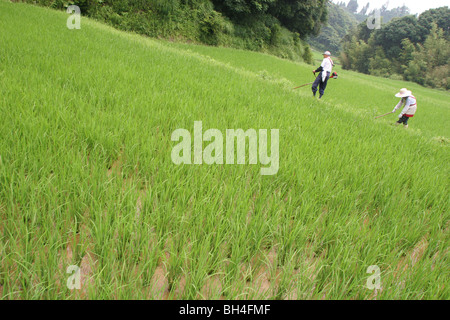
[0,1,448,299]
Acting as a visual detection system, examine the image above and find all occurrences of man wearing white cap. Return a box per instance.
[392,88,417,128]
[312,51,334,99]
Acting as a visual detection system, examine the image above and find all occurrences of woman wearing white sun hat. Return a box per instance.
[392,88,417,128]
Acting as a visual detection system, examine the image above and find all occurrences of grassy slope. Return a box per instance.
[0,1,448,299]
[165,41,449,140]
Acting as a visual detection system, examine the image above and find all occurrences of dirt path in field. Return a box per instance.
[396,235,429,276]
[150,265,170,299]
[59,216,97,299]
[107,150,146,219]
[384,234,431,297]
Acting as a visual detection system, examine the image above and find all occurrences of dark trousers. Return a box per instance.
[312,71,330,97]
[397,115,411,125]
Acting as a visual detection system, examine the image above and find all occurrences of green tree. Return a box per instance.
[418,6,450,39]
[211,0,275,16]
[405,23,450,89]
[373,15,427,60]
[399,38,415,66]
[423,23,450,67]
[309,1,358,53]
[339,5,449,89]
[340,35,372,74]
[369,47,390,77]
[347,0,358,13]
[359,2,369,15]
[268,0,328,38]
[399,38,416,74]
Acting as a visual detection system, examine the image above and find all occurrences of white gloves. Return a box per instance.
[398,113,403,119]
[392,109,396,113]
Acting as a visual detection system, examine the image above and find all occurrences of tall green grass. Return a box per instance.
[164,41,449,140]
[0,1,448,299]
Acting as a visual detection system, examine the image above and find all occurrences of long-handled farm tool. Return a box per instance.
[293,81,314,89]
[374,111,394,119]
[293,72,338,90]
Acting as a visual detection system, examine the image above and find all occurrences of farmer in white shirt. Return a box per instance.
[392,88,417,128]
[312,51,334,99]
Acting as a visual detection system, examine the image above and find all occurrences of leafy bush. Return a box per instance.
[389,73,404,81]
[199,9,229,45]
[15,0,316,64]
[301,45,313,64]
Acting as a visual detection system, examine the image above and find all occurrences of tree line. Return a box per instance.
[15,0,330,64]
[340,7,449,89]
[337,0,410,23]
[309,0,412,54]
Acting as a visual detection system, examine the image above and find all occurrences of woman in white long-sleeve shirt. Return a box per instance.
[392,88,417,128]
[312,51,334,99]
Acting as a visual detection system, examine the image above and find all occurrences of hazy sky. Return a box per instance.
[332,0,449,14]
